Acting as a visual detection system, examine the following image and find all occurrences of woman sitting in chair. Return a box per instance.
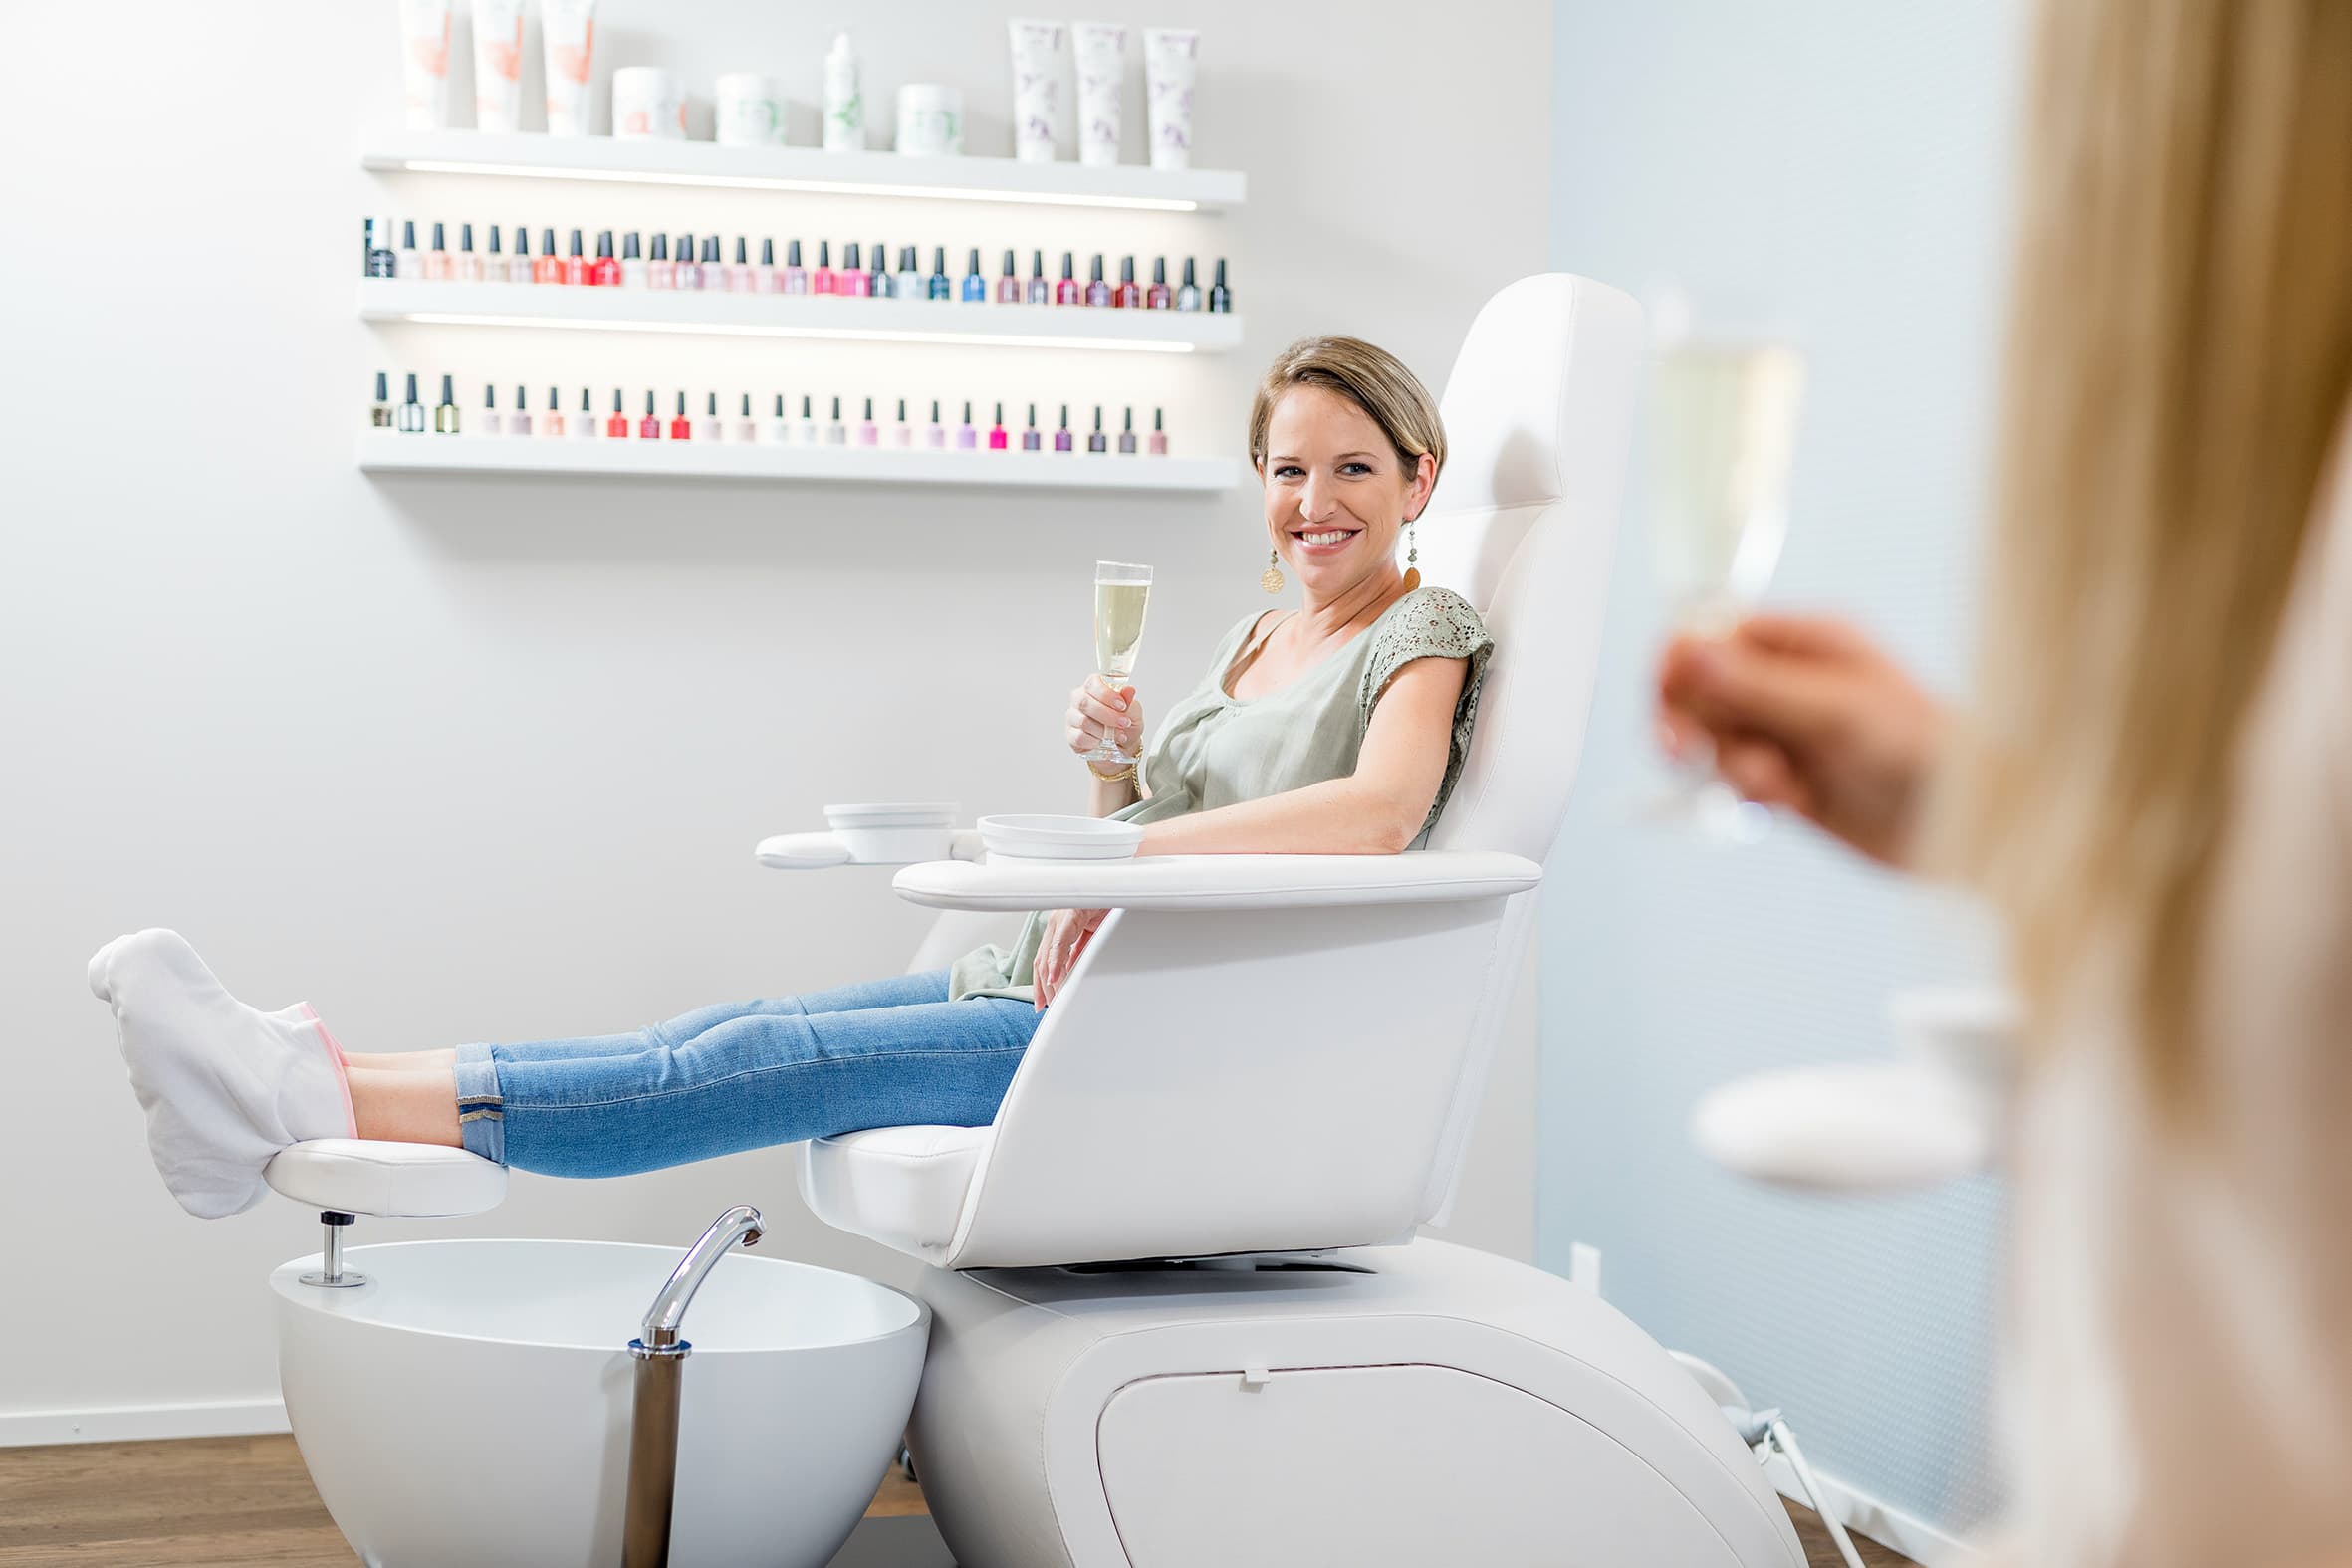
[92,335,1496,1219]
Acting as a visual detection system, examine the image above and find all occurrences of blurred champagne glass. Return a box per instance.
[1087,560,1152,767]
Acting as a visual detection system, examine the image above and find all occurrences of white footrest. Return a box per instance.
[754,827,987,870]
[266,1139,508,1218]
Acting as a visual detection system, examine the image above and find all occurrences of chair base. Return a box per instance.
[907,1236,1806,1568]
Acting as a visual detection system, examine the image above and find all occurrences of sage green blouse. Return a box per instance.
[949,584,1495,1004]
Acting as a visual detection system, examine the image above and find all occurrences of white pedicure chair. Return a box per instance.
[257,274,1810,1567]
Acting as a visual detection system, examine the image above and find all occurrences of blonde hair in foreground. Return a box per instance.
[1933,0,2352,1119]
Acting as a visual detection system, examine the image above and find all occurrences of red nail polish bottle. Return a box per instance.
[668,391,692,441]
[1114,256,1140,309]
[563,228,588,286]
[533,227,561,285]
[1146,257,1173,311]
[640,390,662,440]
[589,231,619,287]
[605,388,629,438]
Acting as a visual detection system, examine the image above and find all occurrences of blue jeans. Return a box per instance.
[448,969,1040,1178]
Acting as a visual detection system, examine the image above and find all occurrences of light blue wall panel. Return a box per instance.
[1541,0,2027,1535]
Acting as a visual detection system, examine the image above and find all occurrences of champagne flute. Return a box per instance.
[1643,322,1807,840]
[1087,560,1153,766]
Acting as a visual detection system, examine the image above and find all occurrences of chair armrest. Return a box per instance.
[756,828,986,870]
[890,850,1542,912]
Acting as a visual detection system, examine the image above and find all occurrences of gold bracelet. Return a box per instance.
[1085,760,1138,784]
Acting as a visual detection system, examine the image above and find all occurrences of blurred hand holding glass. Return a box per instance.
[1644,321,1807,840]
[1087,560,1152,768]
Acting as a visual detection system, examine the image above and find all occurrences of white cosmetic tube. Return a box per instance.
[1007,20,1064,163]
[1143,28,1198,171]
[539,0,597,136]
[715,72,789,146]
[611,66,683,139]
[894,85,964,157]
[398,0,453,130]
[1070,20,1127,167]
[472,0,525,132]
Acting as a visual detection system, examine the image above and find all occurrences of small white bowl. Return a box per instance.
[977,813,1144,861]
[824,802,959,864]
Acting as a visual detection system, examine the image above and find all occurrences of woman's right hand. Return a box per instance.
[1066,674,1144,775]
[1655,614,1949,868]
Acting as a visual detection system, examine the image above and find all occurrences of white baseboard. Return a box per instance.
[0,1399,290,1448]
[1763,1452,1991,1568]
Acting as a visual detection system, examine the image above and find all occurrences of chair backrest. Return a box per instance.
[934,275,1644,1266]
[1409,273,1646,1223]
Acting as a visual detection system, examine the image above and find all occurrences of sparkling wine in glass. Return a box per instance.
[1088,560,1152,766]
[1646,333,1806,840]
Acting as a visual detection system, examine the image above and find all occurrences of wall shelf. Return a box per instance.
[357,280,1244,354]
[356,434,1239,492]
[362,131,1246,213]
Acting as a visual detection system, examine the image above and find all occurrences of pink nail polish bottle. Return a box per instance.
[457,222,484,282]
[925,400,947,448]
[813,240,837,295]
[426,221,453,280]
[956,401,978,449]
[988,402,1009,450]
[1147,407,1168,455]
[857,397,879,446]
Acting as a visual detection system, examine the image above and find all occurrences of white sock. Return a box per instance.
[89,929,356,1219]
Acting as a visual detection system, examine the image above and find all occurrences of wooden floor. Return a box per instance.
[0,1434,1919,1566]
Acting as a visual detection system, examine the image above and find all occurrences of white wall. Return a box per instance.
[0,0,1549,1439]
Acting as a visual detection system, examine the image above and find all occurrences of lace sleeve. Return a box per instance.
[1357,587,1496,838]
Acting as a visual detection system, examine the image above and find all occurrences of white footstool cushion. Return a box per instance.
[265,1139,508,1217]
[798,1125,991,1259]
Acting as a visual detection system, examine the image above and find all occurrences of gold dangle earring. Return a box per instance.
[1261,546,1285,594]
[1400,517,1421,593]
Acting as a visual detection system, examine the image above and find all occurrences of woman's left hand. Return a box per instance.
[1034,907,1110,1009]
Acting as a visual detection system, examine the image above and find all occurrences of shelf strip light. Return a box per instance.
[390,311,1197,352]
[388,158,1204,212]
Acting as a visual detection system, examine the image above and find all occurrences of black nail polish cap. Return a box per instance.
[439,373,454,403]
[1120,256,1134,282]
[1027,403,1037,423]
[787,239,802,267]
[871,241,886,268]
[863,397,874,418]
[705,392,716,414]
[1089,254,1104,282]
[404,372,418,400]
[931,399,941,420]
[514,225,529,256]
[521,384,532,407]
[774,393,785,414]
[845,242,861,270]
[736,237,748,263]
[761,237,774,265]
[1001,248,1016,274]
[650,233,667,261]
[994,401,1004,423]
[488,225,502,253]
[402,219,416,247]
[1154,407,1164,429]
[622,232,640,259]
[831,396,842,418]
[613,388,624,411]
[1182,257,1196,286]
[742,393,752,414]
[646,390,655,414]
[1092,404,1103,429]
[703,236,719,262]
[432,220,445,248]
[967,247,981,273]
[802,395,812,416]
[595,231,613,258]
[460,222,474,250]
[580,388,590,412]
[897,398,907,419]
[962,400,973,422]
[1059,403,1069,425]
[374,370,388,399]
[1060,251,1074,278]
[541,227,556,253]
[569,228,584,255]
[818,239,830,266]
[482,383,495,406]
[674,391,685,415]
[933,245,947,272]
[1214,258,1229,286]
[1123,406,1133,429]
[550,386,560,409]
[1032,249,1045,275]
[1152,257,1166,284]
[676,231,693,258]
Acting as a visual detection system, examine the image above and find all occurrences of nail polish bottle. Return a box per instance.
[479,382,501,437]
[427,221,453,280]
[1115,256,1140,310]
[670,391,693,441]
[535,227,561,285]
[397,372,426,432]
[842,242,870,298]
[782,239,808,296]
[509,224,530,284]
[1148,407,1168,455]
[892,397,914,445]
[1056,251,1080,305]
[1176,257,1201,312]
[591,231,619,287]
[755,238,779,294]
[1027,249,1051,305]
[1209,258,1233,313]
[764,393,791,445]
[693,392,717,443]
[564,228,588,286]
[794,394,820,445]
[857,396,879,445]
[1022,402,1043,451]
[1118,407,1137,454]
[434,373,460,434]
[607,388,629,439]
[826,395,848,445]
[868,240,892,298]
[1146,257,1172,310]
[674,232,698,290]
[574,386,596,439]
[1086,405,1108,454]
[896,245,924,300]
[1085,254,1110,308]
[813,240,836,295]
[735,393,758,445]
[620,233,645,288]
[366,215,395,278]
[701,236,723,290]
[925,399,946,447]
[988,401,1009,450]
[397,220,421,279]
[545,385,565,438]
[485,224,505,282]
[370,371,392,429]
[512,384,533,437]
[961,248,986,303]
[996,249,1021,304]
[645,233,671,290]
[640,390,661,440]
[928,247,951,301]
[956,400,978,449]
[458,222,484,282]
[732,237,755,293]
[1054,404,1074,452]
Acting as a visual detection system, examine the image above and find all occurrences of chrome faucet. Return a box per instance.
[622,1205,766,1568]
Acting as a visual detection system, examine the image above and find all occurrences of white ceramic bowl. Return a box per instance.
[824,802,958,864]
[977,812,1144,861]
[272,1239,927,1568]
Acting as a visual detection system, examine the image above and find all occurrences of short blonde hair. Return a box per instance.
[1247,336,1448,483]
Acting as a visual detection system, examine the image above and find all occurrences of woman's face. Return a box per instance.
[1259,386,1435,600]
